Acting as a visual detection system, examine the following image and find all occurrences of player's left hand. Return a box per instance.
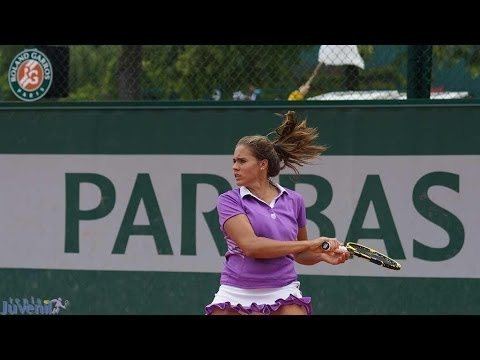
[319,249,350,265]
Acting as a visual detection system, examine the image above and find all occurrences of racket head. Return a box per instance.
[345,242,401,270]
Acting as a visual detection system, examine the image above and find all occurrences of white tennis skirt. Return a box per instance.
[205,281,312,315]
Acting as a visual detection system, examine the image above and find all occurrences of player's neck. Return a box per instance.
[247,179,278,201]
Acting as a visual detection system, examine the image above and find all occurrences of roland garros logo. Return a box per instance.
[8,48,53,101]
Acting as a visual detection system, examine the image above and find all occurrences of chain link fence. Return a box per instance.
[0,45,478,102]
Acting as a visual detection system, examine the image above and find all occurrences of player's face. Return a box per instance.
[232,145,263,187]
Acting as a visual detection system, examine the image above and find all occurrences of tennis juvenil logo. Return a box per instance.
[8,48,53,101]
[0,297,69,315]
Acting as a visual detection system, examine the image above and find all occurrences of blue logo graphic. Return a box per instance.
[1,297,70,315]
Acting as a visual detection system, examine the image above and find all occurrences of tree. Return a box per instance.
[141,45,317,100]
[1,45,479,101]
[433,45,480,78]
[65,45,120,101]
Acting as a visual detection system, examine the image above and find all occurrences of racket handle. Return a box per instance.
[306,63,321,86]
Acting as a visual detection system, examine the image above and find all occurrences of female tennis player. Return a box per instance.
[205,111,350,315]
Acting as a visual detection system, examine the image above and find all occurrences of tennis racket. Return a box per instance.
[338,242,401,270]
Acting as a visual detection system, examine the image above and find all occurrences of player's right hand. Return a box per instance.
[309,237,341,253]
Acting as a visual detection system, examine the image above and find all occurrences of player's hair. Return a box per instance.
[236,111,327,177]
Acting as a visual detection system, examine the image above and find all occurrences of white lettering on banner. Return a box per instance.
[0,155,477,278]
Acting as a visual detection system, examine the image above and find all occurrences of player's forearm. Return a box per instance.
[294,250,324,265]
[243,237,313,259]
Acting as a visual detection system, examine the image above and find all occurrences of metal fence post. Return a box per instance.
[407,45,433,99]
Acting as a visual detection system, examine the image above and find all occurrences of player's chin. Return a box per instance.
[235,178,245,186]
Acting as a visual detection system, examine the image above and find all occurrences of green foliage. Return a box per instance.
[433,45,480,79]
[0,45,478,101]
[142,45,316,100]
[142,45,185,100]
[358,45,375,59]
[363,48,408,90]
[68,45,120,100]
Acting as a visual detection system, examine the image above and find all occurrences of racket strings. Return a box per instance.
[348,243,400,270]
[370,252,398,268]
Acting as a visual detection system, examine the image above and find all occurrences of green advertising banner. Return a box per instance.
[0,101,479,314]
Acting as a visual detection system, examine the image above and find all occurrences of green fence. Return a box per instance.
[2,45,480,102]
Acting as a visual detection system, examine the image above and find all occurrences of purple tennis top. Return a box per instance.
[217,183,306,289]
